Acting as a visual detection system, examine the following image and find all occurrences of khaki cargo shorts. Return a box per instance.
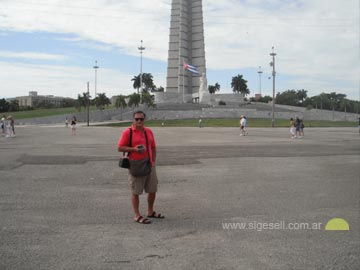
[128,166,158,195]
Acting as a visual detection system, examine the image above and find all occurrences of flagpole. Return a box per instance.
[183,68,185,103]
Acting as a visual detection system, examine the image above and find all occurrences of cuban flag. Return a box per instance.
[183,60,199,75]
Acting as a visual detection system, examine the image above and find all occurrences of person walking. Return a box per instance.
[240,115,247,136]
[295,117,301,137]
[299,119,305,137]
[70,116,77,136]
[9,115,15,136]
[290,118,296,139]
[117,111,164,224]
[1,114,6,134]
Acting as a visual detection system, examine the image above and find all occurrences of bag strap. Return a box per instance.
[123,128,132,157]
[144,129,151,159]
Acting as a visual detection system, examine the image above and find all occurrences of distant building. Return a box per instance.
[255,94,262,101]
[9,91,73,108]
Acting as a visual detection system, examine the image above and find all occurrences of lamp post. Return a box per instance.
[93,60,99,97]
[138,40,145,94]
[87,82,90,127]
[269,47,277,128]
[257,66,263,97]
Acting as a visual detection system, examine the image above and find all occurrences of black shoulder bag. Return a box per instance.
[128,130,152,177]
[118,128,132,168]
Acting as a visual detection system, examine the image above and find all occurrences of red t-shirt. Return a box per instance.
[117,126,156,165]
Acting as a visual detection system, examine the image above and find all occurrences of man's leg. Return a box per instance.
[131,194,141,219]
[147,192,156,216]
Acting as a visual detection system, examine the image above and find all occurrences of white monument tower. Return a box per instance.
[165,0,207,103]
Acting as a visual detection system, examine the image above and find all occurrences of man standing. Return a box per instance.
[117,111,164,224]
[240,115,247,136]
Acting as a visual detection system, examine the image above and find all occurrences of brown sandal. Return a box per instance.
[135,216,151,224]
[147,211,165,219]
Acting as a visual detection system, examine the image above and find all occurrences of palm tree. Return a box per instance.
[128,93,141,108]
[76,92,89,111]
[141,73,155,92]
[115,95,127,120]
[94,93,111,109]
[141,91,155,108]
[208,82,221,95]
[131,75,141,93]
[231,74,250,96]
[131,73,156,93]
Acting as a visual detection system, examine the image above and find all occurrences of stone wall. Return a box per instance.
[15,104,359,125]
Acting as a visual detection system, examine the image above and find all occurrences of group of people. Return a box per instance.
[290,117,305,139]
[1,114,15,138]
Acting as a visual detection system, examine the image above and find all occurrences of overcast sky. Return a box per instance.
[0,0,359,100]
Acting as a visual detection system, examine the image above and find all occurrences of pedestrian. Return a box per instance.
[240,115,247,136]
[198,118,202,128]
[299,119,305,137]
[5,116,15,138]
[117,111,164,224]
[290,118,296,139]
[295,117,300,137]
[71,116,77,136]
[9,115,15,136]
[1,114,6,134]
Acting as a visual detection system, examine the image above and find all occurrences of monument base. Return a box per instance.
[154,91,244,105]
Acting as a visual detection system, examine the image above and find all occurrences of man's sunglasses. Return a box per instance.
[134,118,144,122]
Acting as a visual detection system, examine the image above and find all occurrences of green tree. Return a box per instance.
[0,98,10,112]
[76,92,89,111]
[131,75,141,93]
[115,95,127,120]
[115,95,127,109]
[9,100,19,112]
[141,92,156,108]
[296,89,308,104]
[94,93,111,109]
[155,86,165,92]
[142,73,155,92]
[276,90,299,106]
[61,98,76,108]
[259,95,273,103]
[131,73,156,93]
[231,75,249,96]
[128,93,141,108]
[208,82,220,94]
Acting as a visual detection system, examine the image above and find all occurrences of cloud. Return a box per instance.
[0,50,67,61]
[0,0,358,99]
[0,61,166,99]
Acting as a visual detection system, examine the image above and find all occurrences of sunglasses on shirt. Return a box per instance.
[134,118,145,122]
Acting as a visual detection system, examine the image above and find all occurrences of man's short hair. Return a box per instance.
[133,111,146,118]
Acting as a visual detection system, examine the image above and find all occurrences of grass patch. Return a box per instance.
[8,106,99,120]
[103,118,357,128]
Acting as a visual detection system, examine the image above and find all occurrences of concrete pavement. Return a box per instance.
[0,126,359,269]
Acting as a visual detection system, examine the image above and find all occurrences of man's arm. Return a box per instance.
[118,145,138,153]
[152,146,157,164]
[118,128,138,153]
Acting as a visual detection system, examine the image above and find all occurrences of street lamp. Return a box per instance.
[269,47,277,128]
[87,82,90,127]
[93,60,99,97]
[138,40,145,94]
[257,66,263,96]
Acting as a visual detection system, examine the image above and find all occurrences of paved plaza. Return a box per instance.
[0,125,359,270]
